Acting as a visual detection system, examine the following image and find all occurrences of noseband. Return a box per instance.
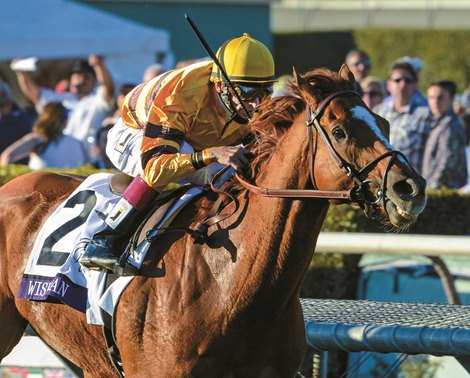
[237,90,409,216]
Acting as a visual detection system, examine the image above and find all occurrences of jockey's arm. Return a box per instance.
[140,123,211,189]
[140,126,250,190]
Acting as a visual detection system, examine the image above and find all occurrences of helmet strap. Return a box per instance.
[218,83,250,124]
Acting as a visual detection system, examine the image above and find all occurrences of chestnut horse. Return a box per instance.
[0,65,426,377]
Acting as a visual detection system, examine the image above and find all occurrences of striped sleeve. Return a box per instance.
[140,122,212,189]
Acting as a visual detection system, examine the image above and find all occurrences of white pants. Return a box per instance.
[106,118,228,186]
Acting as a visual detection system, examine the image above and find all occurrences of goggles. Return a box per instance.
[233,84,273,101]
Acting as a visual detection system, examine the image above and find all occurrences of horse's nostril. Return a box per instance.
[393,179,416,199]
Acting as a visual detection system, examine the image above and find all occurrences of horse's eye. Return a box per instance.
[332,127,347,141]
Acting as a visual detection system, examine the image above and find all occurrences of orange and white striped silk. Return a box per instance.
[120,60,249,190]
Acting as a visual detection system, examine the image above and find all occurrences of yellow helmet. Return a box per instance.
[210,33,276,85]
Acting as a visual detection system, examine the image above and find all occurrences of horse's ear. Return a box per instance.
[292,66,307,88]
[339,63,356,89]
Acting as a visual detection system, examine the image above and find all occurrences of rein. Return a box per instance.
[152,90,407,243]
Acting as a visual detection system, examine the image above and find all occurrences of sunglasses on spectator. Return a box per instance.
[234,84,273,101]
[363,90,381,97]
[351,59,371,67]
[391,77,415,84]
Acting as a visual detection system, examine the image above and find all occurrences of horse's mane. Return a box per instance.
[248,67,353,178]
[248,95,305,178]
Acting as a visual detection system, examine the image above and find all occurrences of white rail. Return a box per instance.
[305,233,470,376]
[271,0,470,31]
[275,0,470,10]
[315,232,470,257]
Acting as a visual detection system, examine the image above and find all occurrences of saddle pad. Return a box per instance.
[17,172,125,324]
[17,172,209,325]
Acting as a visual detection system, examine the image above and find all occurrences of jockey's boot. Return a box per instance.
[79,175,157,274]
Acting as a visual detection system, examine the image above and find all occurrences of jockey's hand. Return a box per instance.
[208,145,252,173]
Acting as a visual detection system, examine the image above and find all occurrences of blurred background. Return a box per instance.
[2,0,470,100]
[1,1,470,377]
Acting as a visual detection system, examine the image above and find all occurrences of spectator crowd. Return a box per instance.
[346,49,468,192]
[0,50,469,193]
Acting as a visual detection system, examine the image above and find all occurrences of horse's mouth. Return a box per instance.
[396,206,418,221]
[385,199,420,228]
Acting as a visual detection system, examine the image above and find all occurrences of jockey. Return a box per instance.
[79,33,276,273]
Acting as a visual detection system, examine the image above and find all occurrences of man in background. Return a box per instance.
[422,80,467,189]
[142,63,166,83]
[374,61,429,172]
[12,54,115,165]
[345,48,371,87]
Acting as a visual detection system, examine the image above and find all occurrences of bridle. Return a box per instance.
[236,90,409,217]
[154,90,409,243]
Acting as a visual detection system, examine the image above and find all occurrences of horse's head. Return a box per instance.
[292,64,426,231]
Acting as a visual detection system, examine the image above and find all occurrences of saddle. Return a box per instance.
[109,172,134,196]
[105,168,239,276]
[107,173,212,276]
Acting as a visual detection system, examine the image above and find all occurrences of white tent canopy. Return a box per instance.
[2,0,173,85]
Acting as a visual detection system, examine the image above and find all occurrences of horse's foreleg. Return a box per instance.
[0,293,28,360]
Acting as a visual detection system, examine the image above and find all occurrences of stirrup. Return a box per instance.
[114,248,139,276]
[113,261,139,276]
[79,240,139,276]
[80,255,139,276]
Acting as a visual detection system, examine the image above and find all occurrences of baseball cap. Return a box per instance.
[395,56,423,74]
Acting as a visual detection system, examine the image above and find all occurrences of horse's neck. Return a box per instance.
[228,123,329,304]
[238,194,327,283]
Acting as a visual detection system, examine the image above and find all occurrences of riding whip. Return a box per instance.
[184,14,252,120]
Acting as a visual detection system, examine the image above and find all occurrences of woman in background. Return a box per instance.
[0,102,88,169]
[361,76,385,110]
